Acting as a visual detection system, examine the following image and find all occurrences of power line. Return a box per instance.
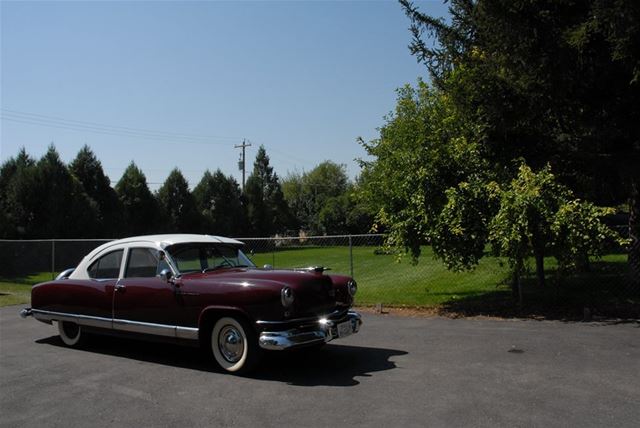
[1,108,240,141]
[1,108,319,172]
[1,117,232,145]
[1,109,314,166]
[0,109,240,144]
[247,139,311,168]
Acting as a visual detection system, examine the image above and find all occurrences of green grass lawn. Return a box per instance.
[0,282,32,307]
[250,247,635,313]
[0,272,55,307]
[2,248,633,319]
[250,246,513,306]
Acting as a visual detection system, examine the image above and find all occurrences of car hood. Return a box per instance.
[181,268,337,317]
[180,267,332,286]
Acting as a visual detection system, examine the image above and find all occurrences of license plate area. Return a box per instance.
[336,321,353,338]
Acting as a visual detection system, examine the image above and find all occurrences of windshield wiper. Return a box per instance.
[202,266,225,273]
[202,264,250,273]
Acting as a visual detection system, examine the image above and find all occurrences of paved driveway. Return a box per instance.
[1,305,638,427]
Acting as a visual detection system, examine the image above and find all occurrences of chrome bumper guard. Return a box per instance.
[20,307,33,319]
[258,310,362,351]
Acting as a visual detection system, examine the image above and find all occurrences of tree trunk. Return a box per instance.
[629,178,640,288]
[535,249,546,287]
[511,270,523,307]
[575,252,591,273]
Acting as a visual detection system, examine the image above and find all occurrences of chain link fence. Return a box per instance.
[1,235,638,318]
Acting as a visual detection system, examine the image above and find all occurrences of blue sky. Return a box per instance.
[1,0,447,190]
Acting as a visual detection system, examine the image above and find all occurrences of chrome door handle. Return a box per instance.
[115,284,126,292]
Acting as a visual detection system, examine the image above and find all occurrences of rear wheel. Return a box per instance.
[57,321,83,346]
[210,316,260,374]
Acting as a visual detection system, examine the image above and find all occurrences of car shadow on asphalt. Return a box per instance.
[35,335,407,387]
[254,345,408,386]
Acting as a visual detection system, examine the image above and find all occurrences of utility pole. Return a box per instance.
[235,140,252,191]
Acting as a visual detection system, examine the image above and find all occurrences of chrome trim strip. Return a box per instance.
[32,309,113,329]
[176,326,199,340]
[30,309,199,340]
[255,309,348,326]
[55,268,75,281]
[112,318,175,337]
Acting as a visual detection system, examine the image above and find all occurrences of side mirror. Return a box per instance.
[159,268,173,282]
[263,264,273,270]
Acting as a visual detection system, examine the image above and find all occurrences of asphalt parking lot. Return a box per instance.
[1,305,638,428]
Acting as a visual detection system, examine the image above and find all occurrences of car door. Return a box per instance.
[54,249,122,324]
[112,247,179,338]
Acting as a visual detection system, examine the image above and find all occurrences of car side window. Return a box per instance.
[125,248,169,278]
[87,250,124,279]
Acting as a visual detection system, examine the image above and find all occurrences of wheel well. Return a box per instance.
[198,308,252,344]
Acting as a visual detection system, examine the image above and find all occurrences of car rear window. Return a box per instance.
[88,250,123,279]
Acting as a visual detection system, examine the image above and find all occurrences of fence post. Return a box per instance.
[349,235,354,278]
[51,240,55,280]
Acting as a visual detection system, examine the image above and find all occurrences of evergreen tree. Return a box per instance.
[32,145,96,238]
[115,162,158,236]
[244,146,291,236]
[156,168,200,233]
[193,169,245,236]
[0,148,38,238]
[69,145,121,237]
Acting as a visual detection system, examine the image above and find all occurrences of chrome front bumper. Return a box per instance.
[258,310,362,351]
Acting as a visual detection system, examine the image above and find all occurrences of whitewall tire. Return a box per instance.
[57,320,83,346]
[210,317,259,373]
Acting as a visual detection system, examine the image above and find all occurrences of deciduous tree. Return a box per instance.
[359,80,488,260]
[399,0,640,284]
[282,161,350,234]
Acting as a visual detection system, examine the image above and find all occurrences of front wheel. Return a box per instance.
[57,320,83,346]
[210,317,261,374]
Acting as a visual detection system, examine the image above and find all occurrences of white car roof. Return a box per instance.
[68,234,246,280]
[84,234,244,262]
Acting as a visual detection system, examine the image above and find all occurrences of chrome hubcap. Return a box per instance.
[218,325,244,363]
[62,322,79,338]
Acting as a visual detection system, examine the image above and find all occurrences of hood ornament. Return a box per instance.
[293,266,331,274]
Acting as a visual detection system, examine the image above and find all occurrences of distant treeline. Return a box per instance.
[0,144,373,239]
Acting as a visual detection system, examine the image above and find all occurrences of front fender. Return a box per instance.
[197,305,253,327]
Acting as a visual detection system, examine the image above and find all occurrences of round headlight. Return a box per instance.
[281,286,294,307]
[347,280,357,297]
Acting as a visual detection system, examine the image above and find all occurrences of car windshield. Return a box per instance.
[167,244,255,274]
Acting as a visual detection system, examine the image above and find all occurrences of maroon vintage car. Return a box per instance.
[21,234,361,373]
